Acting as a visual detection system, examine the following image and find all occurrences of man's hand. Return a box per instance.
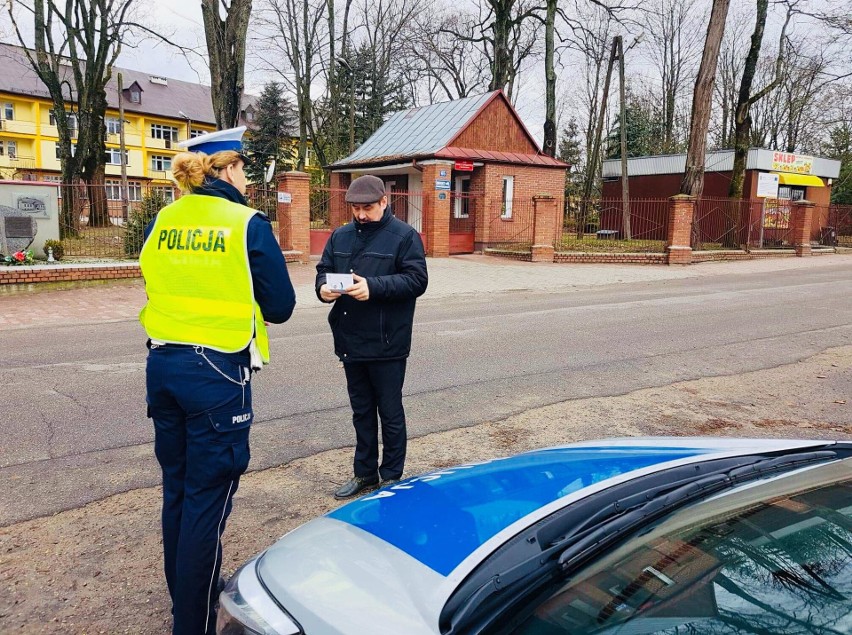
[346,273,370,301]
[319,284,343,302]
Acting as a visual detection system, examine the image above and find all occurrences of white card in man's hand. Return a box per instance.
[326,273,354,292]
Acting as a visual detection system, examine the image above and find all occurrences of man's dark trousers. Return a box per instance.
[343,359,407,480]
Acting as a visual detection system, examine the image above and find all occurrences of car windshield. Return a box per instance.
[489,460,852,635]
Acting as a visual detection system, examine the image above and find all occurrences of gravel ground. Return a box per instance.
[1,346,850,634]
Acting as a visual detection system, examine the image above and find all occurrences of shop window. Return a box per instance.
[501,176,514,219]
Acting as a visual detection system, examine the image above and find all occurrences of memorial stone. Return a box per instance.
[0,205,38,254]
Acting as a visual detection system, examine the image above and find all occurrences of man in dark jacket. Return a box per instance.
[316,175,428,498]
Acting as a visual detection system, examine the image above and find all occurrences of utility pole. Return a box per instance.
[578,37,618,239]
[616,36,631,240]
[118,73,129,222]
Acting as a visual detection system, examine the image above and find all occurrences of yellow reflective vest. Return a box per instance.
[139,194,270,362]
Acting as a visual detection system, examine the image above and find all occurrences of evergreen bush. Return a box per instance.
[123,191,166,257]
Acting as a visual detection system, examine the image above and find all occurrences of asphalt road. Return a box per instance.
[1,262,850,525]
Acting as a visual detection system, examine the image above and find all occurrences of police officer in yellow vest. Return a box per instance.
[139,126,296,635]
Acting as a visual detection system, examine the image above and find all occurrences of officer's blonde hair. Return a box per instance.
[172,151,242,192]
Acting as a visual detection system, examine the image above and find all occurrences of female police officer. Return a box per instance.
[139,127,296,635]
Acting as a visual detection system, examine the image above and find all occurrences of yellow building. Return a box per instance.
[0,43,316,209]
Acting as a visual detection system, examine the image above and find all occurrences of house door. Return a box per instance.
[449,175,475,254]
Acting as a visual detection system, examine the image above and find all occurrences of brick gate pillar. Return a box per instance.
[276,171,310,263]
[666,194,695,265]
[790,199,814,256]
[531,195,558,262]
[328,171,350,229]
[421,162,453,257]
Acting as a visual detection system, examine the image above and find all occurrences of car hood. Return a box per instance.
[258,438,832,633]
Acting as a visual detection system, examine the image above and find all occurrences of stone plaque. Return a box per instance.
[0,205,38,254]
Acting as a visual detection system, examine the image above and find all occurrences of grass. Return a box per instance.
[61,225,127,258]
[557,234,666,253]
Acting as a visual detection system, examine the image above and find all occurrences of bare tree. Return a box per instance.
[440,0,540,98]
[253,0,326,169]
[7,0,138,233]
[640,0,704,153]
[201,0,252,129]
[680,0,730,197]
[727,0,793,199]
[412,13,488,103]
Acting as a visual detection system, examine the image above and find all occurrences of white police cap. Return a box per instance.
[177,126,247,157]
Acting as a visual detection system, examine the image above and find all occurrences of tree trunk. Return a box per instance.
[680,0,731,197]
[489,2,513,91]
[202,0,252,129]
[542,0,556,157]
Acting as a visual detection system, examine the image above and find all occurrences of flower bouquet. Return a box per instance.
[2,250,35,266]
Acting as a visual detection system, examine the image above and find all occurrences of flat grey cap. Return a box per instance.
[345,175,386,203]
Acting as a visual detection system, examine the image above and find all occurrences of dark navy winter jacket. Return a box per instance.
[315,208,428,362]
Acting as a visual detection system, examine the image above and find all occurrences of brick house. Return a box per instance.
[326,91,568,256]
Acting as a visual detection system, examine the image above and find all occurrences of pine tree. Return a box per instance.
[558,118,584,203]
[243,82,297,183]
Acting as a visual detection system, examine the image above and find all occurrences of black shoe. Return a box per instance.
[334,475,379,499]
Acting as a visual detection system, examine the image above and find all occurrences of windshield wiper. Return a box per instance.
[444,450,837,635]
[557,450,837,571]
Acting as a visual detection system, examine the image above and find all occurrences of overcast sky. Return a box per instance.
[2,0,848,147]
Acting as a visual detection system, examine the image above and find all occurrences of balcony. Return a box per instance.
[0,119,38,135]
[0,155,37,171]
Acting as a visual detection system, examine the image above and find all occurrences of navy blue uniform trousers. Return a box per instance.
[343,359,407,481]
[146,345,253,635]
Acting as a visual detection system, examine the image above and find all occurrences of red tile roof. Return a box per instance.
[436,146,569,168]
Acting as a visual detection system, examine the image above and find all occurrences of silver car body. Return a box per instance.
[240,437,839,634]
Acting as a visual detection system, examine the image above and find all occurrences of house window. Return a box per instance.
[105,117,122,135]
[3,103,13,120]
[105,180,142,201]
[151,155,172,171]
[42,174,61,183]
[105,179,122,200]
[6,140,17,159]
[104,148,128,165]
[130,90,141,104]
[305,147,313,167]
[0,141,3,156]
[501,176,514,219]
[152,185,175,203]
[150,124,178,142]
[190,128,205,139]
[454,176,471,219]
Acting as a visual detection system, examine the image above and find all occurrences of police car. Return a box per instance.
[217,438,852,634]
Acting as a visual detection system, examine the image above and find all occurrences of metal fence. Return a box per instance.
[53,182,178,258]
[826,204,852,247]
[481,198,536,253]
[557,198,669,253]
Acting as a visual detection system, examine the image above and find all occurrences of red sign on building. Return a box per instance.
[454,160,474,172]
